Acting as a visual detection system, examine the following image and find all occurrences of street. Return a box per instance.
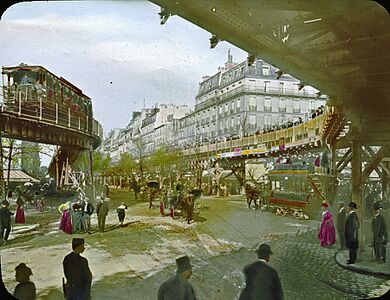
[1,189,389,299]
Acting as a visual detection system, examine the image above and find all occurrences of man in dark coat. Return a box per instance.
[0,200,14,245]
[372,202,388,263]
[345,202,360,264]
[336,201,347,250]
[239,243,284,300]
[63,238,92,300]
[96,197,109,232]
[158,255,196,300]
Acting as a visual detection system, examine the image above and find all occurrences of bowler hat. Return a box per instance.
[373,202,382,210]
[72,238,85,249]
[256,243,273,258]
[348,202,357,209]
[15,263,33,276]
[176,255,192,273]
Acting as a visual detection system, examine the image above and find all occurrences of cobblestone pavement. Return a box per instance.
[3,194,389,299]
[90,197,388,300]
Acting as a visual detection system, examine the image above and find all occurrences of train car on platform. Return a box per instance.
[268,163,323,219]
[1,64,94,133]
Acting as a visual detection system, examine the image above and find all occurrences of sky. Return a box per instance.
[0,0,247,135]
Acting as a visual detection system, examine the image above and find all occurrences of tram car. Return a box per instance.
[268,164,322,219]
[1,64,93,133]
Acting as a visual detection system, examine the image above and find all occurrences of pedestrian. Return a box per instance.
[336,201,347,250]
[59,201,73,234]
[96,197,109,232]
[345,201,359,264]
[157,255,196,300]
[317,202,336,248]
[63,238,92,300]
[15,195,26,224]
[239,243,284,300]
[116,202,127,226]
[0,200,14,245]
[14,263,36,300]
[372,202,387,263]
[83,198,94,232]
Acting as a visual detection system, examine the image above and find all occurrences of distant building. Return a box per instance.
[175,52,326,147]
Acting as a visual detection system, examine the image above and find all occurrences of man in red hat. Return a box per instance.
[239,243,284,300]
[157,255,196,300]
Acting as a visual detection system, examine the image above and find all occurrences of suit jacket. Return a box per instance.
[336,207,347,232]
[239,260,284,300]
[157,274,196,300]
[63,252,92,300]
[345,211,359,249]
[372,213,388,244]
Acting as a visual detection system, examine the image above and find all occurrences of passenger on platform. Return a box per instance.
[0,200,14,245]
[157,255,196,300]
[117,202,127,225]
[14,263,36,300]
[336,201,347,250]
[239,243,284,300]
[345,202,360,264]
[317,202,336,248]
[371,202,387,263]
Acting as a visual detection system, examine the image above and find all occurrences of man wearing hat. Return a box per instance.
[239,243,284,300]
[345,202,360,264]
[63,238,92,299]
[14,263,36,300]
[157,255,196,300]
[372,202,388,263]
[96,197,109,232]
[336,201,347,250]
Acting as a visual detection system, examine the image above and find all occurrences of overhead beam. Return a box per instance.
[361,143,390,182]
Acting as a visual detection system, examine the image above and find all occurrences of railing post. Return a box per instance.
[68,107,71,127]
[39,96,42,120]
[18,92,21,116]
[55,103,58,124]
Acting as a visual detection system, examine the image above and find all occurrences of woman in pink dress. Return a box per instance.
[318,202,336,247]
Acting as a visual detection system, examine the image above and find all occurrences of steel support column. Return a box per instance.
[351,141,364,251]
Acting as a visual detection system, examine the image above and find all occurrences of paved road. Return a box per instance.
[2,193,388,299]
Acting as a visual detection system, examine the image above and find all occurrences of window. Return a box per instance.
[279,98,286,112]
[249,114,256,126]
[293,100,300,113]
[249,96,257,111]
[279,82,284,94]
[264,97,272,112]
[264,81,270,92]
[262,66,270,76]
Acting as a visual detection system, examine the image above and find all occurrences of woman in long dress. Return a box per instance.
[58,201,73,234]
[15,196,25,224]
[318,202,336,247]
